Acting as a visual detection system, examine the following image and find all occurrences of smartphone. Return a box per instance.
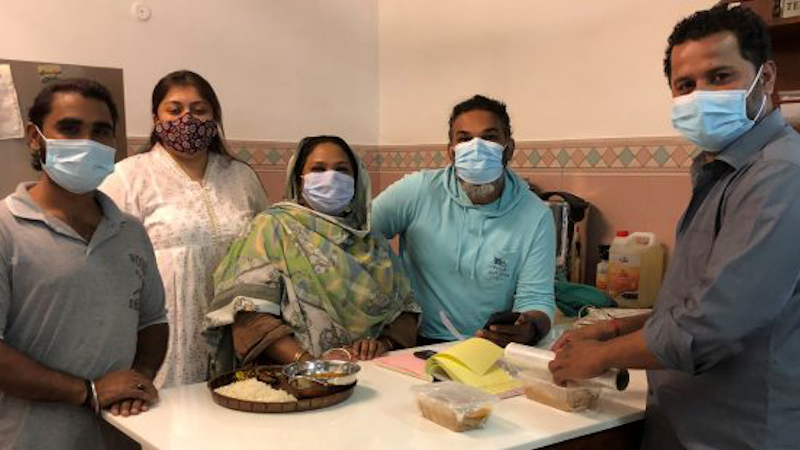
[413,350,437,360]
[483,311,520,330]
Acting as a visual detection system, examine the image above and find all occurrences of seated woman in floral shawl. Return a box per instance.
[206,136,419,374]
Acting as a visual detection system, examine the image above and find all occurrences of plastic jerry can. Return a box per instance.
[607,231,664,308]
[596,244,610,292]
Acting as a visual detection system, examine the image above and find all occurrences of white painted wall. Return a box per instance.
[0,0,379,143]
[1,0,720,145]
[378,0,718,144]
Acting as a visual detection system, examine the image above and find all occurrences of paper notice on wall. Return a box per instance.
[783,0,800,19]
[0,64,25,140]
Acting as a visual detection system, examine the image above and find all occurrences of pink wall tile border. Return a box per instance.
[129,136,695,280]
[129,136,698,172]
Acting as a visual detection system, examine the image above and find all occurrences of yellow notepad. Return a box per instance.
[425,338,522,395]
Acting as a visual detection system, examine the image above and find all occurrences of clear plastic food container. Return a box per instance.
[516,371,602,412]
[412,381,499,432]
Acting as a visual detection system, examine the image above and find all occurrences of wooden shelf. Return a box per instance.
[715,1,800,103]
[719,0,800,26]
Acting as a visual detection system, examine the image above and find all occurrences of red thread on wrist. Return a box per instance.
[609,319,621,338]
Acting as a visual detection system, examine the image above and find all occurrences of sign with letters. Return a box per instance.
[783,0,800,18]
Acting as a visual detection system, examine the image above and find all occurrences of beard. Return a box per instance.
[458,174,506,205]
[460,181,498,199]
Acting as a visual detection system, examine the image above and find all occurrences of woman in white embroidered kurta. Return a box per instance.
[101,71,268,387]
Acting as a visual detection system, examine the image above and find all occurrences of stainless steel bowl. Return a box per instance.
[283,360,361,386]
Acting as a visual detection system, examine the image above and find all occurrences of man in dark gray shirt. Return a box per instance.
[549,6,800,449]
[0,79,168,449]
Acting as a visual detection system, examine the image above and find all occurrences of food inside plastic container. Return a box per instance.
[517,371,601,412]
[412,381,498,432]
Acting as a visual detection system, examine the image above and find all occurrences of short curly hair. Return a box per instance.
[664,5,771,81]
[448,95,512,143]
[28,78,118,171]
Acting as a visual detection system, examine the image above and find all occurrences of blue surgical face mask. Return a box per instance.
[36,127,117,194]
[453,137,505,185]
[671,65,766,153]
[301,170,355,216]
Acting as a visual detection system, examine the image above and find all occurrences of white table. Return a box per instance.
[106,350,647,450]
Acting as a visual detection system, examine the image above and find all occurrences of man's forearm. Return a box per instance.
[616,313,651,336]
[132,323,168,380]
[380,312,419,349]
[601,329,664,370]
[0,340,86,405]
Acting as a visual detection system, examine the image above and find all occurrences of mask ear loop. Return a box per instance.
[746,65,767,122]
[752,94,767,122]
[33,125,48,167]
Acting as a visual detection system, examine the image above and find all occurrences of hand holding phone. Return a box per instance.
[478,311,548,347]
[483,311,520,330]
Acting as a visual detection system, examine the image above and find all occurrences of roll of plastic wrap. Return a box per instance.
[503,343,629,391]
[503,343,553,378]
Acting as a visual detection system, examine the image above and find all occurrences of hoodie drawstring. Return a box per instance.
[455,205,467,273]
[471,216,486,280]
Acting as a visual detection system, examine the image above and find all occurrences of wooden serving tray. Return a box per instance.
[208,366,356,413]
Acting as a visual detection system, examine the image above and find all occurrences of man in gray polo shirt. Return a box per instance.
[548,6,800,449]
[0,79,168,449]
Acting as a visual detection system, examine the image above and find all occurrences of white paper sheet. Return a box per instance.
[0,64,25,140]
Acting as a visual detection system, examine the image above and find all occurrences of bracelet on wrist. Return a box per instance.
[322,347,354,361]
[82,379,93,409]
[85,379,100,416]
[292,348,309,363]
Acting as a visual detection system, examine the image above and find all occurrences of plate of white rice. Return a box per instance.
[214,378,297,403]
[208,366,357,413]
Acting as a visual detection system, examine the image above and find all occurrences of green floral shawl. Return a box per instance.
[206,142,416,360]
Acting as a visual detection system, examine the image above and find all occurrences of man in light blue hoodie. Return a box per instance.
[372,95,556,346]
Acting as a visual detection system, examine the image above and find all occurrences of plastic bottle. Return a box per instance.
[595,244,610,292]
[607,231,664,308]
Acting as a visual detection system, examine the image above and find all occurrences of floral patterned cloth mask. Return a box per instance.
[155,114,219,154]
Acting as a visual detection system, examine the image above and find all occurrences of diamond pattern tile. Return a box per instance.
[248,148,266,164]
[570,150,585,166]
[602,148,617,166]
[361,153,374,168]
[511,151,526,168]
[423,151,434,167]
[237,148,252,162]
[618,147,636,166]
[652,146,670,166]
[555,149,570,167]
[526,150,542,167]
[585,149,602,167]
[266,149,282,164]
[540,150,554,167]
[635,147,651,166]
[668,146,685,167]
[200,136,697,187]
[401,153,408,167]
